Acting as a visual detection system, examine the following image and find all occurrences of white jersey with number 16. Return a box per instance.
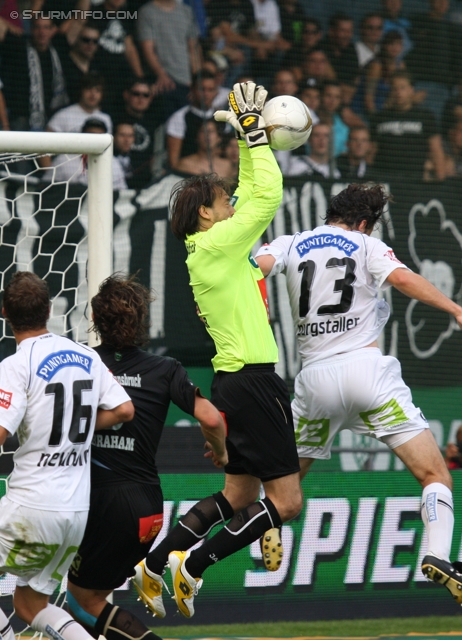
[0,332,130,512]
[256,225,409,367]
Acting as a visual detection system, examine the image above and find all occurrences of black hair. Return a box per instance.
[170,174,230,240]
[79,71,105,93]
[3,271,50,332]
[81,118,107,133]
[329,12,354,28]
[325,183,391,231]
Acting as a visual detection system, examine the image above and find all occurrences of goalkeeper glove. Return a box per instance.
[215,82,268,148]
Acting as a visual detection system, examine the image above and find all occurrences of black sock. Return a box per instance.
[94,604,162,640]
[186,496,282,578]
[146,492,234,575]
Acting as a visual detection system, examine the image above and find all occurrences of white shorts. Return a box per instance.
[292,348,428,460]
[0,496,87,595]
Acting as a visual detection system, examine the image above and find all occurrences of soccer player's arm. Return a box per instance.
[95,362,135,430]
[368,238,462,328]
[0,427,8,446]
[194,394,228,468]
[386,268,462,328]
[209,144,283,256]
[231,140,254,210]
[95,401,134,430]
[168,360,228,467]
[0,356,27,444]
[255,235,293,276]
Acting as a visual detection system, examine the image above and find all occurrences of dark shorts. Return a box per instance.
[68,479,163,590]
[211,364,300,482]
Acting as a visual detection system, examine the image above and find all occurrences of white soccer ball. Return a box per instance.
[263,95,313,151]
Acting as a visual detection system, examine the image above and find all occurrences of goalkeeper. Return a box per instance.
[134,82,302,619]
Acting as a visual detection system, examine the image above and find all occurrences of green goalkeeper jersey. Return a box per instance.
[185,142,282,372]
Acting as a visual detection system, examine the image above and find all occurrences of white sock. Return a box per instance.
[31,604,94,640]
[421,482,454,561]
[0,608,15,640]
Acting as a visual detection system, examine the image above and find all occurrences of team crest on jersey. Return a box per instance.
[384,249,402,263]
[36,350,93,381]
[296,234,359,258]
[0,389,12,409]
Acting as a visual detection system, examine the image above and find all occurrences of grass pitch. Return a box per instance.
[153,616,462,637]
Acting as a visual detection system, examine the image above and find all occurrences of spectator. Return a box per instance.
[282,17,323,83]
[318,80,348,156]
[300,48,335,87]
[176,120,234,177]
[113,122,136,188]
[59,22,101,104]
[166,70,218,170]
[298,80,320,124]
[205,0,260,85]
[445,425,462,469]
[0,78,9,130]
[0,0,22,32]
[250,0,291,84]
[202,54,231,109]
[440,120,462,179]
[441,76,462,137]
[138,0,201,120]
[369,71,446,181]
[407,0,462,123]
[362,30,405,115]
[355,13,384,69]
[111,78,160,190]
[278,0,305,48]
[381,0,413,60]
[286,122,340,178]
[46,72,112,133]
[336,126,374,179]
[318,80,365,157]
[90,0,144,109]
[320,13,360,105]
[51,118,127,189]
[30,0,91,34]
[0,16,69,131]
[271,68,298,97]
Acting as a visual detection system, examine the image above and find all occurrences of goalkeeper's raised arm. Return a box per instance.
[214,82,283,230]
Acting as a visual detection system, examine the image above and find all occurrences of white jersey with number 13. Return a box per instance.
[256,224,409,366]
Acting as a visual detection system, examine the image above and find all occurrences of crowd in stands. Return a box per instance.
[1,0,462,186]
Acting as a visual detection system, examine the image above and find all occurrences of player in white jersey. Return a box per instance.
[0,272,134,640]
[256,183,462,604]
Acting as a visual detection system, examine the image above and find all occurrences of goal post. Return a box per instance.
[0,131,113,347]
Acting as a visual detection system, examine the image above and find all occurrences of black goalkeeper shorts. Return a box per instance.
[68,479,163,590]
[211,364,300,482]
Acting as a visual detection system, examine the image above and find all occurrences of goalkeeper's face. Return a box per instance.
[203,189,235,226]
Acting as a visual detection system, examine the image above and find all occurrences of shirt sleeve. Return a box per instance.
[168,360,197,416]
[137,5,155,41]
[255,235,294,275]
[0,353,28,435]
[47,109,65,132]
[366,237,410,289]
[202,144,283,258]
[166,108,187,139]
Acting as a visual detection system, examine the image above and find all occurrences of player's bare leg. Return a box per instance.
[391,429,462,603]
[261,458,314,570]
[14,586,97,640]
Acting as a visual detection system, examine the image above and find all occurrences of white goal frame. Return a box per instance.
[0,130,113,346]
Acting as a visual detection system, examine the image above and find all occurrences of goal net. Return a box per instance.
[0,131,113,633]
